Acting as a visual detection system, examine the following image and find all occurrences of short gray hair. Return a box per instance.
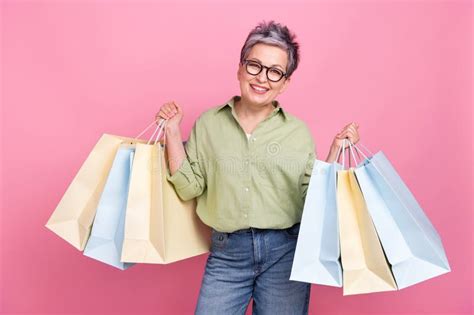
[240,20,300,78]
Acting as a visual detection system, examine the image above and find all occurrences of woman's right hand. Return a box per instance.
[155,101,186,176]
[155,101,183,131]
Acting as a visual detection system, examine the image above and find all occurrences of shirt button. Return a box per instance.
[243,214,248,218]
[244,187,249,192]
[252,137,257,142]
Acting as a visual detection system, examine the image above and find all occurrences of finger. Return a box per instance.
[169,102,179,114]
[340,125,352,134]
[156,111,167,120]
[340,133,354,144]
[337,131,349,139]
[337,128,349,135]
[340,127,352,135]
[170,102,179,114]
[348,127,360,142]
[348,130,360,143]
[340,131,356,143]
[344,122,358,131]
[174,102,182,114]
[346,130,357,141]
[342,128,354,135]
[160,110,170,120]
[163,106,175,117]
[164,103,174,113]
[170,106,178,115]
[346,126,358,135]
[155,113,164,124]
[343,124,357,133]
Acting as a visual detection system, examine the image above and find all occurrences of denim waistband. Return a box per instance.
[220,222,301,235]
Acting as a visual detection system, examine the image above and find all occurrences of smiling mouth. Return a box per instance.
[250,84,269,94]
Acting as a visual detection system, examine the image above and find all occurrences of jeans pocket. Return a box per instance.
[211,229,229,251]
[284,222,300,239]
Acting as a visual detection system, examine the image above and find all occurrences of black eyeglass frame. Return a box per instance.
[242,59,288,82]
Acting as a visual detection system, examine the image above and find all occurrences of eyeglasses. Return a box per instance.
[242,59,287,82]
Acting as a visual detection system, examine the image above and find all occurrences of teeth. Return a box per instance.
[251,85,268,92]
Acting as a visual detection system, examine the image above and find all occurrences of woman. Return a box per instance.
[156,21,360,315]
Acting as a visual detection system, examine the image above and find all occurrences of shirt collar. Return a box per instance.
[216,95,287,120]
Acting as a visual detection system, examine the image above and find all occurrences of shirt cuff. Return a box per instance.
[166,158,194,190]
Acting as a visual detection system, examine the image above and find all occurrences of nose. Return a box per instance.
[256,69,268,83]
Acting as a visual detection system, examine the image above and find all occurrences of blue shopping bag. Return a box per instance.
[83,144,136,270]
[290,153,344,287]
[351,143,451,289]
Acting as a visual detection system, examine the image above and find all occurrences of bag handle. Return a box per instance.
[339,139,360,169]
[335,138,361,165]
[341,139,350,168]
[151,119,167,145]
[346,140,374,162]
[146,119,167,145]
[335,139,346,163]
[352,142,374,160]
[134,118,164,139]
[128,118,167,145]
[347,140,360,167]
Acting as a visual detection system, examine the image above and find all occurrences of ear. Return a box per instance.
[237,63,243,81]
[278,77,291,95]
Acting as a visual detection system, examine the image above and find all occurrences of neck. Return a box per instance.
[235,97,275,121]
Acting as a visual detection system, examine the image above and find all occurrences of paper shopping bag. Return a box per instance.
[83,144,136,270]
[121,141,211,264]
[290,160,343,287]
[337,168,397,295]
[46,134,136,250]
[353,148,451,289]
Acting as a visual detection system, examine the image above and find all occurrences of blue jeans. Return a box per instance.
[195,223,311,314]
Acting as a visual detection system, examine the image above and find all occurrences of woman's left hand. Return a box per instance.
[331,122,360,151]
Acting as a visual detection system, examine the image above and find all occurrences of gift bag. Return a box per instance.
[46,135,128,250]
[121,122,211,264]
[290,149,344,286]
[351,143,451,289]
[45,121,161,251]
[83,144,136,270]
[337,140,397,295]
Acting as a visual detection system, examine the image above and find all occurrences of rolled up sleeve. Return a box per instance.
[166,119,206,201]
[300,125,317,202]
[301,150,316,201]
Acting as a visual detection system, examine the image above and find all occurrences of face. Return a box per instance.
[237,43,291,108]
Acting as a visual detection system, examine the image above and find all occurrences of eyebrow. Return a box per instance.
[248,58,285,70]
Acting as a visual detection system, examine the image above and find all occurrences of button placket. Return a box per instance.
[242,136,255,221]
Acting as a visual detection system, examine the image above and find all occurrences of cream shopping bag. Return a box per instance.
[337,140,397,295]
[121,122,211,264]
[45,121,159,251]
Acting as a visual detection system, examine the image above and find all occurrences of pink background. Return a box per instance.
[1,1,472,314]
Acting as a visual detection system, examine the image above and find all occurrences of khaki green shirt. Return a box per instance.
[166,95,317,233]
